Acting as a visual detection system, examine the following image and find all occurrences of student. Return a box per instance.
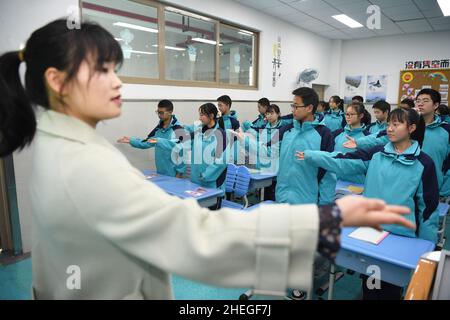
[352,95,364,104]
[436,104,450,123]
[323,95,346,132]
[332,102,371,184]
[297,108,439,299]
[234,88,338,205]
[216,94,240,163]
[316,100,329,118]
[367,100,390,134]
[242,97,270,132]
[0,19,414,299]
[240,104,284,200]
[345,89,450,197]
[400,98,415,110]
[117,99,185,178]
[182,103,228,209]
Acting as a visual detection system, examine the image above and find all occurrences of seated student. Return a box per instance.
[240,104,285,201]
[316,100,329,118]
[297,108,440,300]
[242,97,270,131]
[217,95,240,163]
[332,102,371,184]
[234,87,336,205]
[400,98,415,110]
[117,99,185,177]
[323,95,346,132]
[352,95,364,104]
[436,104,450,123]
[183,103,228,210]
[367,100,390,134]
[345,89,450,198]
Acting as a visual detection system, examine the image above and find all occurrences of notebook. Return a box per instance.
[348,227,389,245]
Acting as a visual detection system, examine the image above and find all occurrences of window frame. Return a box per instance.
[80,0,259,90]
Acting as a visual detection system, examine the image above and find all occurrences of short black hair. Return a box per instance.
[157,99,174,111]
[417,88,441,105]
[372,100,391,113]
[352,95,364,103]
[318,101,330,112]
[199,103,218,118]
[292,87,319,113]
[258,98,270,107]
[217,95,232,107]
[437,104,449,116]
[266,104,281,114]
[400,98,415,109]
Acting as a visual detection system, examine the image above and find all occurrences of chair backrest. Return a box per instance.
[225,163,238,193]
[234,166,251,198]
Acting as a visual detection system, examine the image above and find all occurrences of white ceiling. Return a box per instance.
[234,0,450,39]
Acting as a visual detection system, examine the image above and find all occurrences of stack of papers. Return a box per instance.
[348,227,389,245]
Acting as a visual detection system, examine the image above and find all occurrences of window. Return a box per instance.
[219,24,256,86]
[82,0,159,79]
[164,9,216,82]
[81,0,258,89]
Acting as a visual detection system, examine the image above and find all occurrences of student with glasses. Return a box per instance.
[232,87,337,205]
[330,102,372,184]
[117,99,186,178]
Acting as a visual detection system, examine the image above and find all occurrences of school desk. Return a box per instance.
[142,170,224,207]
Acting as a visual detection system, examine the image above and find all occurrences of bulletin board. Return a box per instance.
[398,69,449,105]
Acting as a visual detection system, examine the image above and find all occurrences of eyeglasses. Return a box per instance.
[155,110,170,115]
[415,99,431,104]
[345,113,357,117]
[291,104,307,110]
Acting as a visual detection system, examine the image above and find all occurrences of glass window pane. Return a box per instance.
[164,10,216,82]
[219,25,255,86]
[82,0,159,79]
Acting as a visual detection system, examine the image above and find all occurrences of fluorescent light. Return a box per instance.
[192,37,223,46]
[113,22,158,33]
[332,14,363,28]
[152,44,186,51]
[130,50,157,55]
[114,38,123,41]
[438,0,450,16]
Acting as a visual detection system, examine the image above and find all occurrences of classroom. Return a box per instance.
[1,0,450,303]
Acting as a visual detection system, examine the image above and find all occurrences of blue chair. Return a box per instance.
[225,163,238,193]
[222,165,251,209]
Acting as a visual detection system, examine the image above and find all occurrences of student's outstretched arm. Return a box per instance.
[344,130,389,150]
[296,147,380,176]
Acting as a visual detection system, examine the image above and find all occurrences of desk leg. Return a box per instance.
[328,264,336,300]
[260,188,265,202]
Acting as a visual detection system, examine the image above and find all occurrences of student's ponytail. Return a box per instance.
[0,50,36,156]
[412,114,426,148]
[361,108,372,127]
